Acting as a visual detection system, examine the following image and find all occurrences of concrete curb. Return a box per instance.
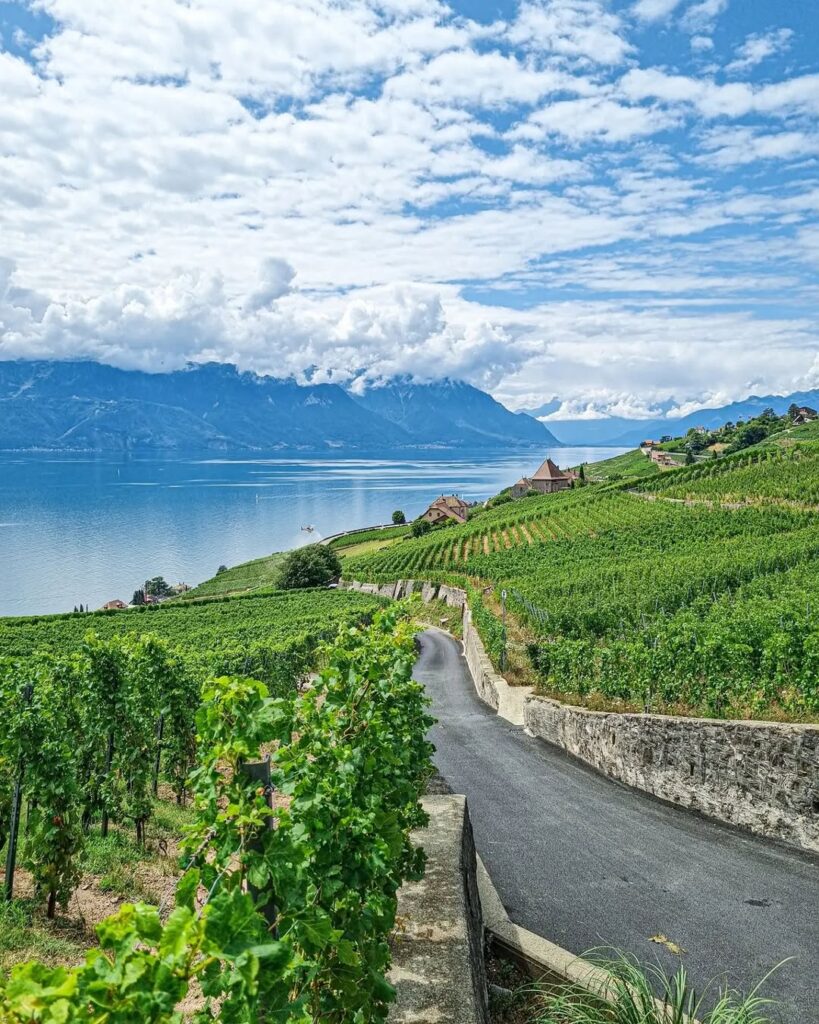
[390,795,489,1024]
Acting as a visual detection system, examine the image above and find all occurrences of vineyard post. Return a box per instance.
[101,730,114,839]
[500,589,508,672]
[4,683,32,902]
[4,772,24,902]
[241,756,277,932]
[152,714,165,798]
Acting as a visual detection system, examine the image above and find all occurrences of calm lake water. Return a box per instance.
[0,448,625,617]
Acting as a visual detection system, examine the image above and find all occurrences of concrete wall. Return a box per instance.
[525,696,819,854]
[343,578,819,853]
[390,795,489,1024]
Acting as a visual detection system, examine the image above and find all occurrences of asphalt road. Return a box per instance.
[415,629,819,1024]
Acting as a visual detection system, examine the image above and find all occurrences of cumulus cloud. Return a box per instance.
[726,28,794,75]
[631,0,685,24]
[680,0,729,35]
[244,258,296,312]
[508,0,632,65]
[0,0,817,413]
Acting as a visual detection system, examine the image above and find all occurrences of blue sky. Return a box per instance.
[0,0,817,419]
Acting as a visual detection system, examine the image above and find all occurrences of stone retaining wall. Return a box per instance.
[525,695,819,853]
[343,578,819,854]
[390,795,489,1024]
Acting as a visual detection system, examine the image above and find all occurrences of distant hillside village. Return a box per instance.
[640,403,818,469]
[416,456,577,531]
[89,576,190,613]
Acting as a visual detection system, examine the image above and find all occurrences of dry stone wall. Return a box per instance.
[525,696,818,853]
[342,578,819,853]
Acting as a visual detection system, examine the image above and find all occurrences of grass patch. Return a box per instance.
[338,537,404,558]
[411,598,463,639]
[0,796,195,974]
[0,900,85,970]
[578,449,661,482]
[150,796,196,840]
[528,951,779,1024]
[80,831,144,876]
[490,949,781,1024]
[329,525,410,550]
[176,551,287,600]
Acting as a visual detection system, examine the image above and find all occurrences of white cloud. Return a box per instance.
[244,258,296,312]
[726,28,793,75]
[510,96,677,142]
[631,0,685,24]
[508,0,632,65]
[620,68,819,118]
[680,0,729,35]
[0,0,816,414]
[698,127,819,168]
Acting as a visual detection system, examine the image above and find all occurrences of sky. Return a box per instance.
[0,0,818,420]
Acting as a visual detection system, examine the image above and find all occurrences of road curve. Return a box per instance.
[414,628,818,1024]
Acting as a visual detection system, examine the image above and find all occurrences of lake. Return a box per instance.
[0,448,625,617]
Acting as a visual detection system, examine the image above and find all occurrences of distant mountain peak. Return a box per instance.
[0,359,557,452]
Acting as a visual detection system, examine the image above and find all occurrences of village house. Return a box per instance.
[640,440,659,450]
[101,599,127,611]
[649,449,675,467]
[792,406,818,425]
[512,458,574,497]
[421,494,470,525]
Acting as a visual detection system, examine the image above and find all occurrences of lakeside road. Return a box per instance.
[414,629,819,1024]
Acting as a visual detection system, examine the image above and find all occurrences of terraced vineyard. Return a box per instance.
[633,442,819,506]
[0,588,386,692]
[344,487,617,578]
[345,456,819,719]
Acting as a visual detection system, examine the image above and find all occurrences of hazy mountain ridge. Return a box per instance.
[348,377,558,447]
[0,360,556,451]
[531,390,819,447]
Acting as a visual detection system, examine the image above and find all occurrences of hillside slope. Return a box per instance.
[343,448,819,721]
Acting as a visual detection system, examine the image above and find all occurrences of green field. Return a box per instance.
[344,454,819,720]
[328,524,410,549]
[577,448,661,481]
[175,551,287,599]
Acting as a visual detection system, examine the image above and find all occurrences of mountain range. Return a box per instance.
[0,360,558,451]
[529,390,819,447]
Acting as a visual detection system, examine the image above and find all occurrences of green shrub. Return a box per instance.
[277,544,342,589]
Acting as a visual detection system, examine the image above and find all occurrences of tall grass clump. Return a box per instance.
[531,951,780,1024]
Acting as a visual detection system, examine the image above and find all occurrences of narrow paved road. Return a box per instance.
[415,629,819,1024]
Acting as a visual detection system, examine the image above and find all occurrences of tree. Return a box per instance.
[685,451,695,465]
[144,576,173,599]
[410,518,432,538]
[216,564,228,575]
[578,464,585,481]
[391,510,406,525]
[277,544,341,590]
[132,589,146,606]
